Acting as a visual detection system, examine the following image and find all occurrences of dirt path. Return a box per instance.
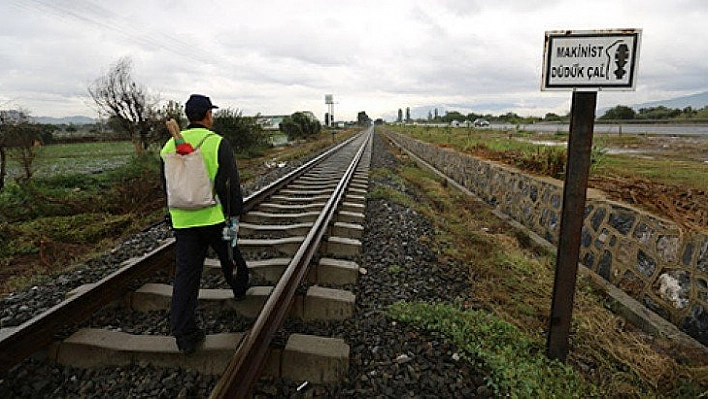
[590,176,707,230]
[591,135,707,230]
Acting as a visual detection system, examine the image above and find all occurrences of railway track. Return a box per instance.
[0,128,373,397]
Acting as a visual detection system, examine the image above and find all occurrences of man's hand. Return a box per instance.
[222,217,239,247]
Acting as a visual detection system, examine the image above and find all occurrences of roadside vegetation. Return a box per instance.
[375,157,707,397]
[0,128,355,296]
[598,104,708,121]
[390,104,708,126]
[0,146,163,293]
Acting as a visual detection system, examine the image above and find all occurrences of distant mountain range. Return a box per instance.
[31,115,97,125]
[385,91,708,121]
[629,91,708,110]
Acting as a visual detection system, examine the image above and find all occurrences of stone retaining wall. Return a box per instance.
[386,131,708,345]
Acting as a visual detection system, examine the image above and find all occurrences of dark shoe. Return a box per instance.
[232,284,249,301]
[177,329,205,355]
[231,273,250,301]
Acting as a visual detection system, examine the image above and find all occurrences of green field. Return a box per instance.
[5,141,135,180]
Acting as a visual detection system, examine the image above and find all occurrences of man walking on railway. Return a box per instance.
[160,94,250,355]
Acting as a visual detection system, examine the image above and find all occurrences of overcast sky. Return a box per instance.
[1,0,707,121]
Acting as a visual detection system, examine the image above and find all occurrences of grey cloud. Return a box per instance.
[216,22,359,68]
[438,0,483,16]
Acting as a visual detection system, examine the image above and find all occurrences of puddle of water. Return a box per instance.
[516,137,708,163]
[517,138,657,157]
[522,140,564,147]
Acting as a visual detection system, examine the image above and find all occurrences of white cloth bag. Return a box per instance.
[163,147,216,210]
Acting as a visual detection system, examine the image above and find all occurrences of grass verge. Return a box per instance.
[378,150,708,397]
[389,301,594,398]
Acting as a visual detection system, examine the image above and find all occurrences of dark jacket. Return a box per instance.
[160,123,243,219]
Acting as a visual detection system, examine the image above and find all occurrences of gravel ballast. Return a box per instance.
[0,132,490,397]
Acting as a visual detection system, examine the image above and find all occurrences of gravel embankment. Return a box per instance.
[0,132,490,398]
[257,132,489,398]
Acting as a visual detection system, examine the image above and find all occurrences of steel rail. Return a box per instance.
[241,133,360,213]
[0,133,361,374]
[0,242,175,373]
[210,129,372,398]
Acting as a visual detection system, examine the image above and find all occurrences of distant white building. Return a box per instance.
[257,111,320,130]
[256,115,286,130]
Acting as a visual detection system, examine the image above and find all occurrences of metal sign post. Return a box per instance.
[541,29,641,361]
[546,90,596,360]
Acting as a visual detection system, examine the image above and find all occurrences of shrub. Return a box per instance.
[213,108,269,156]
[280,112,321,140]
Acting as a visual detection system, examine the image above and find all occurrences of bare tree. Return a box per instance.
[12,125,42,183]
[88,57,157,152]
[0,111,8,191]
[0,109,42,189]
[149,100,185,147]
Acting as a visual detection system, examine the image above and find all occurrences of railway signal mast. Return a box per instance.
[541,29,642,362]
[325,94,335,128]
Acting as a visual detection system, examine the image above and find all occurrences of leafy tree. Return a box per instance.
[682,106,696,117]
[442,111,466,123]
[405,107,411,123]
[213,108,268,156]
[498,112,523,124]
[544,113,563,122]
[695,107,708,119]
[427,110,433,121]
[144,100,187,149]
[159,100,185,126]
[280,112,321,140]
[397,109,403,123]
[88,57,158,152]
[636,106,681,120]
[357,111,371,126]
[105,115,131,139]
[599,105,636,120]
[466,112,481,122]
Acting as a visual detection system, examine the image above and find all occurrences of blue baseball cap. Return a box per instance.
[185,94,219,115]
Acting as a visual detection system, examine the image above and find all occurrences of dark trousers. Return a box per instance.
[171,223,249,340]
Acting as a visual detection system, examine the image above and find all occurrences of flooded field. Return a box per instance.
[499,123,708,137]
[516,133,708,164]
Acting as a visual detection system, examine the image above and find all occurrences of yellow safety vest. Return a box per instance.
[160,128,225,229]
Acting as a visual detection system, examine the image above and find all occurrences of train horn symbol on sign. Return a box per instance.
[614,43,629,80]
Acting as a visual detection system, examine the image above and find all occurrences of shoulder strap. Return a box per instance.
[194,133,216,149]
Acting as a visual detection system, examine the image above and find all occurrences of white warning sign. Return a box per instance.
[542,29,641,91]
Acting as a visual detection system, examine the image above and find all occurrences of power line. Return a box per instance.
[11,0,220,67]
